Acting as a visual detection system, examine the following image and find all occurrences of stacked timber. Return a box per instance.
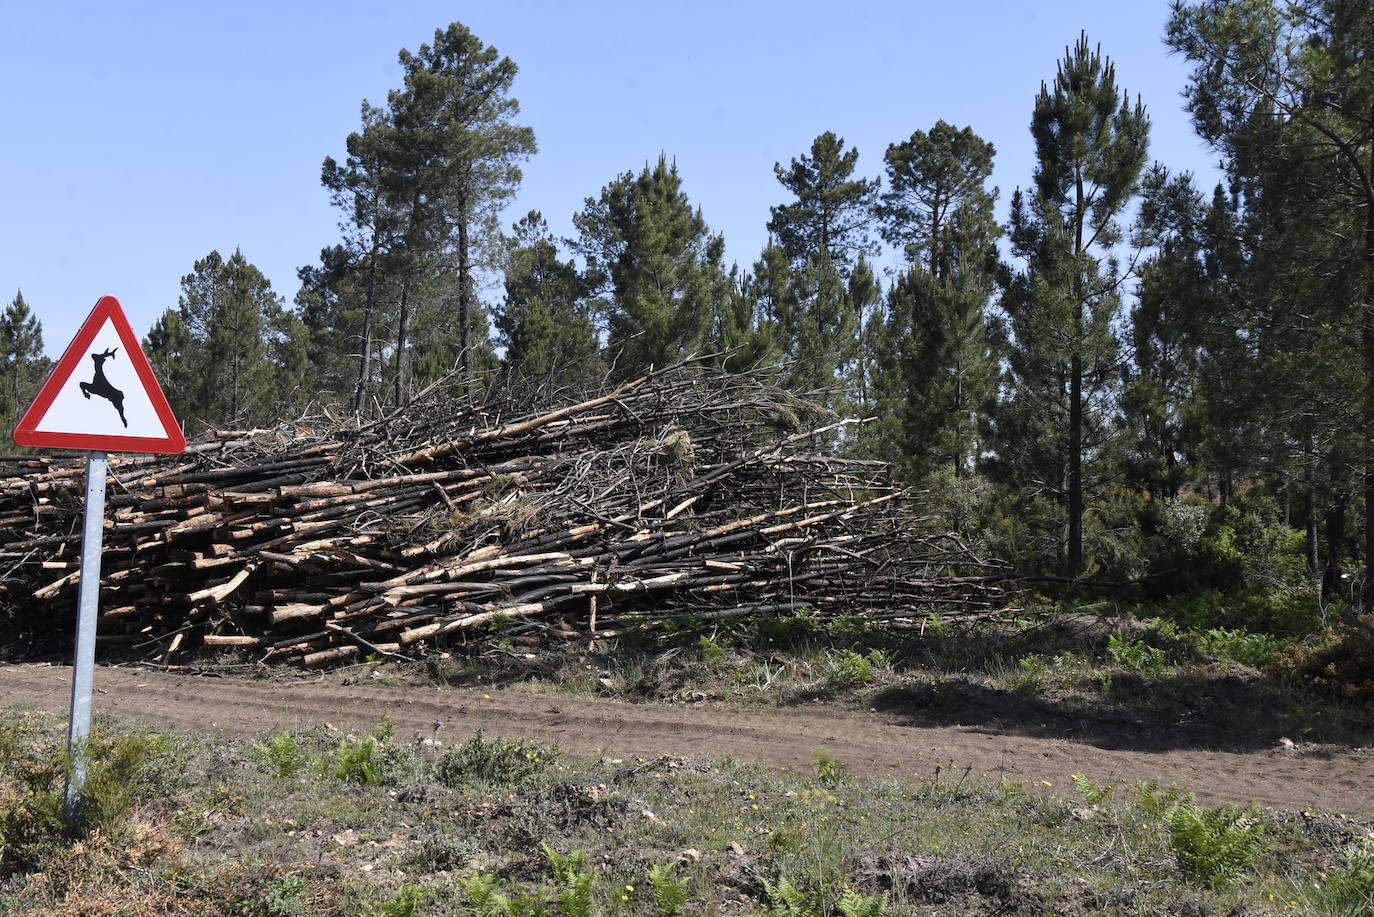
[0,364,1006,666]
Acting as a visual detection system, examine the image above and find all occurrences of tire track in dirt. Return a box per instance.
[3,663,1371,816]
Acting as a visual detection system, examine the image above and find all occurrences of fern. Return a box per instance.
[836,886,887,917]
[1167,802,1263,886]
[648,863,689,917]
[459,874,512,917]
[759,874,823,917]
[542,845,596,917]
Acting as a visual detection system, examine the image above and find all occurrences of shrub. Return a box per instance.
[1276,613,1374,702]
[436,730,556,789]
[1167,802,1263,886]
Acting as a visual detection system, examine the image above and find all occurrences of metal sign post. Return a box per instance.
[63,450,108,825]
[10,297,183,828]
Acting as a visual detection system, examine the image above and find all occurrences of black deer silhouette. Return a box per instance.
[79,348,127,428]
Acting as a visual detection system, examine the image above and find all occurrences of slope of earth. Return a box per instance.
[3,662,1370,817]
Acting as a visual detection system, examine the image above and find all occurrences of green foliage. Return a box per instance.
[497,211,602,388]
[257,876,307,917]
[1131,779,1194,816]
[572,154,730,374]
[0,290,51,443]
[325,734,377,785]
[149,248,294,430]
[647,863,689,917]
[1197,627,1287,667]
[1106,633,1167,677]
[541,845,595,917]
[359,884,426,917]
[1070,773,1118,807]
[1316,839,1374,915]
[436,729,556,789]
[1277,613,1374,702]
[251,731,307,779]
[811,749,848,786]
[697,633,727,669]
[319,721,414,786]
[836,887,887,917]
[0,722,168,876]
[817,647,893,688]
[758,874,823,917]
[1167,802,1263,886]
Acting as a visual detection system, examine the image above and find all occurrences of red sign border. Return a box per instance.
[12,296,186,454]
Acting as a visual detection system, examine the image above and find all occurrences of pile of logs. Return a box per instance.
[0,364,1007,667]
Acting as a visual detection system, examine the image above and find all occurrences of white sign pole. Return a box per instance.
[63,449,108,826]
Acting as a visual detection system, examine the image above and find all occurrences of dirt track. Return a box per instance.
[3,662,1371,817]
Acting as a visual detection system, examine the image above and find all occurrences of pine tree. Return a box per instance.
[150,249,289,430]
[768,132,878,274]
[878,121,996,275]
[0,291,50,437]
[388,22,536,398]
[869,122,1001,479]
[767,133,878,404]
[572,155,730,374]
[497,211,602,387]
[1169,0,1374,606]
[997,34,1150,575]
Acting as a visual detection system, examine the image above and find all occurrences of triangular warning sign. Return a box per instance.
[12,296,186,454]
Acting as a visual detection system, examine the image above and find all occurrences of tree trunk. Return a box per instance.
[458,208,472,400]
[1323,493,1348,603]
[1067,171,1085,576]
[393,278,411,408]
[352,248,380,416]
[1305,431,1319,578]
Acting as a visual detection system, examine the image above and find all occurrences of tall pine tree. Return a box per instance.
[996,34,1150,575]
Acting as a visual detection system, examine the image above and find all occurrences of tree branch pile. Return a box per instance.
[0,364,1008,666]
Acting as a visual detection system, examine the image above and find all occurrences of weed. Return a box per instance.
[251,731,307,778]
[259,876,307,917]
[1198,627,1287,667]
[647,862,689,917]
[1167,801,1263,886]
[759,874,824,917]
[698,633,727,670]
[405,833,474,872]
[817,647,893,688]
[811,749,848,786]
[458,874,547,917]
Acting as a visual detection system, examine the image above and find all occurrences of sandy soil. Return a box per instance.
[2,662,1371,816]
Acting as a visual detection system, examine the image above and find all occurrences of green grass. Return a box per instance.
[0,708,1364,915]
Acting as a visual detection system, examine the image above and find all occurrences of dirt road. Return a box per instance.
[3,662,1370,816]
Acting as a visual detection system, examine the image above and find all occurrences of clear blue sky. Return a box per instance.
[0,0,1220,356]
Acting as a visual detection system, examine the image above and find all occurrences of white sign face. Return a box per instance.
[32,318,168,439]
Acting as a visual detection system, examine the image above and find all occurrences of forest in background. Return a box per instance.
[4,0,1374,630]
